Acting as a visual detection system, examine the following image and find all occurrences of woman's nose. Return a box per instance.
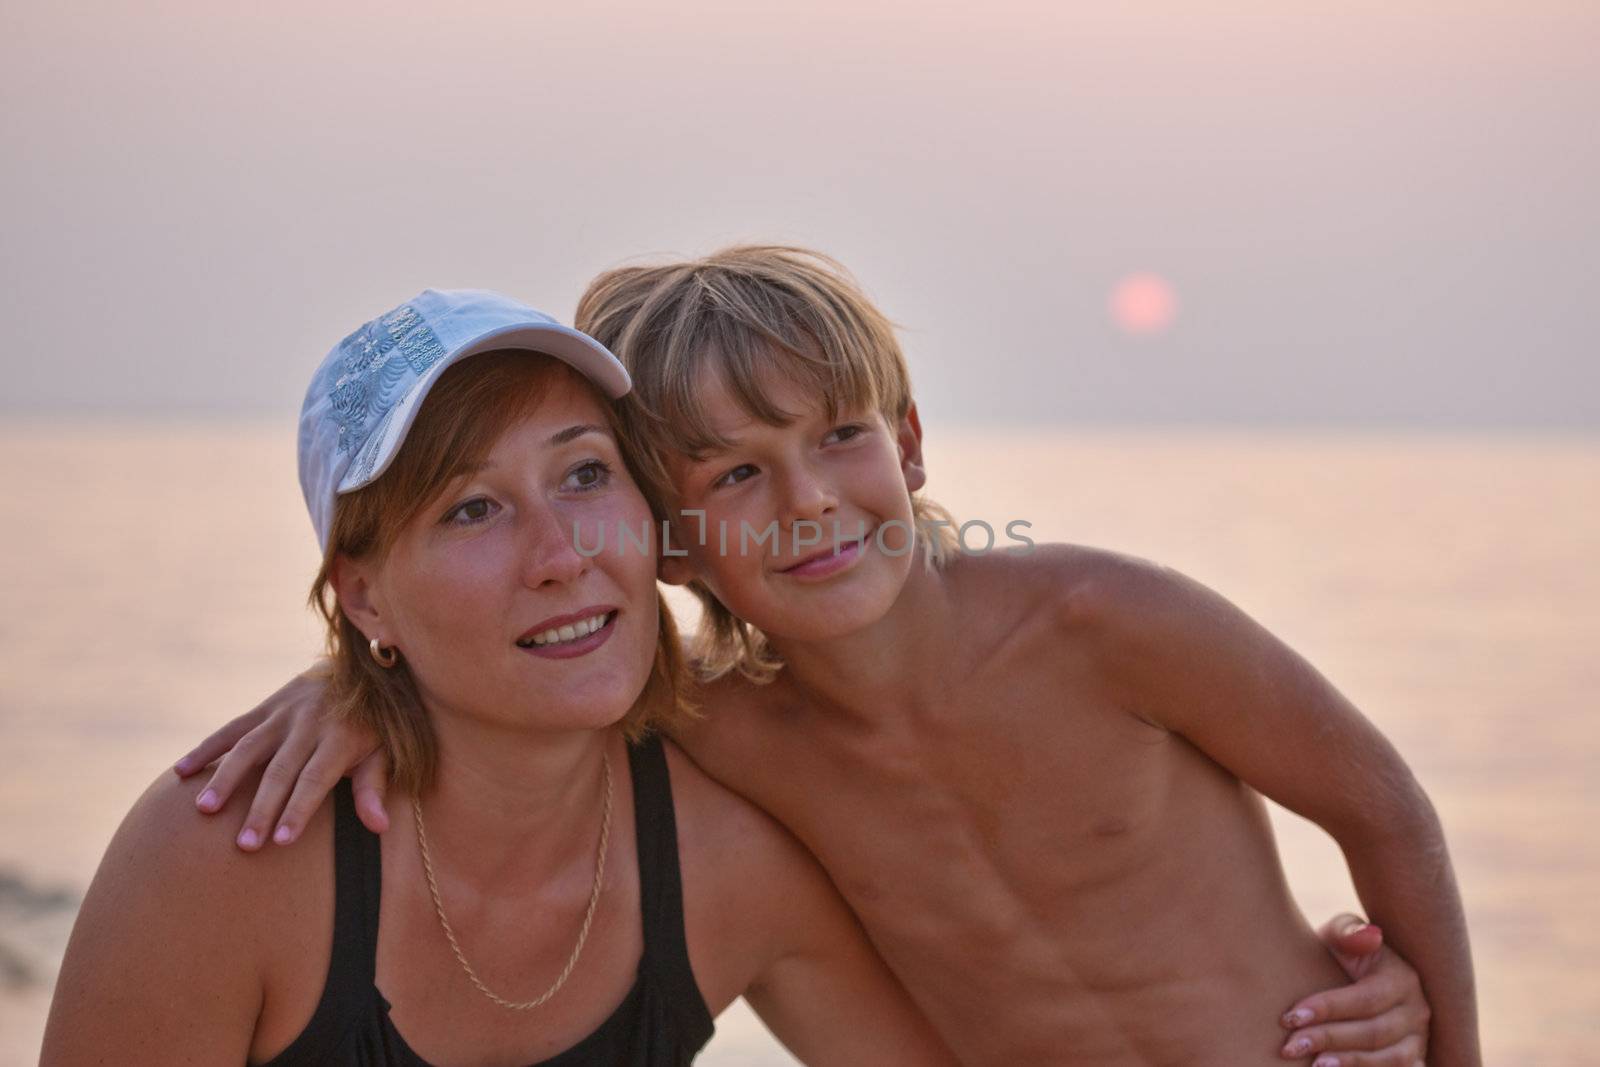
[518,502,590,588]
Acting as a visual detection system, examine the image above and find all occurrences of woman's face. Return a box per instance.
[348,368,661,736]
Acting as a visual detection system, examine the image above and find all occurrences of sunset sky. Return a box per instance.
[2,0,1594,426]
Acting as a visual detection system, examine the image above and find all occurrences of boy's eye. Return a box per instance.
[443,497,499,526]
[712,463,758,489]
[563,460,613,493]
[825,423,867,445]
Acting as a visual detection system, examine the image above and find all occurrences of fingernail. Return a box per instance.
[273,825,294,845]
[1313,1056,1339,1067]
[1282,1008,1313,1028]
[197,789,218,812]
[174,757,193,775]
[238,828,259,849]
[1283,1037,1310,1057]
[1343,920,1367,935]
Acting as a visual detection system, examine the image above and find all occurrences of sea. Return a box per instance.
[1,419,1596,1064]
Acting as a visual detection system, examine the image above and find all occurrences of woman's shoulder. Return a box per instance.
[658,736,807,876]
[41,767,339,1062]
[657,738,836,1009]
[117,764,335,891]
[96,764,339,970]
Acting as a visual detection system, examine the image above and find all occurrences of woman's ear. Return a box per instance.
[329,554,386,641]
[895,402,928,494]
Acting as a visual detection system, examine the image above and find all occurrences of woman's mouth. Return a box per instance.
[515,609,618,659]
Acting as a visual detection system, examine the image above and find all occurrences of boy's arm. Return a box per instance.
[174,667,388,845]
[1086,555,1479,1067]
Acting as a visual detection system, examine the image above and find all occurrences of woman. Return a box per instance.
[41,289,958,1065]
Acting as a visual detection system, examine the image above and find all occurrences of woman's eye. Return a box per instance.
[563,460,613,493]
[713,463,758,489]
[444,497,498,526]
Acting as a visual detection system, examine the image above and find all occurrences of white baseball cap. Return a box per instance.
[298,288,631,551]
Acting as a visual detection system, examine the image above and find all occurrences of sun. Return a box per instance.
[1109,273,1178,336]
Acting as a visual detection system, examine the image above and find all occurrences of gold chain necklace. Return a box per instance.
[412,750,613,1011]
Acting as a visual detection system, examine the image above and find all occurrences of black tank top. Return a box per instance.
[259,734,715,1066]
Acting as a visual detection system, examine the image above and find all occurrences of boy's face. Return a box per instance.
[660,367,927,643]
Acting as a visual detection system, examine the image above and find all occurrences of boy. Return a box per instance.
[183,247,1469,1064]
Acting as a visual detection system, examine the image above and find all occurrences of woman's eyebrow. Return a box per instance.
[452,425,612,478]
[548,423,610,447]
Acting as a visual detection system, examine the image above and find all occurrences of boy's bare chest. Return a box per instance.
[721,676,1182,965]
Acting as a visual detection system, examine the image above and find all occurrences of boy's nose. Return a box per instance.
[778,468,838,527]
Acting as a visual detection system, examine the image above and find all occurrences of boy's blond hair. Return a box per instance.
[575,245,957,684]
[309,351,696,795]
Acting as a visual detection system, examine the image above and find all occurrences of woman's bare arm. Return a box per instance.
[41,772,268,1064]
[740,840,960,1066]
[667,743,960,1067]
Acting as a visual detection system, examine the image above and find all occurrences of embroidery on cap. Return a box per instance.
[326,304,447,455]
[384,304,447,374]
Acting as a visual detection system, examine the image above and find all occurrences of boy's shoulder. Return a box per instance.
[666,662,846,810]
[987,543,1304,730]
[946,542,1233,705]
[945,540,1181,633]
[670,667,791,758]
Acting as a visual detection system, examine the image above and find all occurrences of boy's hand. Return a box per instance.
[172,667,387,849]
[1279,913,1430,1066]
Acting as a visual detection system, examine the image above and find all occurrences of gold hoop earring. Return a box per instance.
[369,637,399,669]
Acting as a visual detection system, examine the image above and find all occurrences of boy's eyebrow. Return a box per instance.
[686,440,734,462]
[683,406,847,465]
[686,402,854,463]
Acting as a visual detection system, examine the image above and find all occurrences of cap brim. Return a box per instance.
[335,322,631,494]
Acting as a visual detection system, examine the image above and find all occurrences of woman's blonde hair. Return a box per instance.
[307,350,696,795]
[575,245,957,685]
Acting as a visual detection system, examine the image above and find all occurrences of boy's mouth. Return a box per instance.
[515,607,619,659]
[778,531,871,580]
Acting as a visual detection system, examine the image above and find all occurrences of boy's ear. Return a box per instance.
[658,554,695,586]
[895,402,928,494]
[329,554,387,642]
[657,521,696,586]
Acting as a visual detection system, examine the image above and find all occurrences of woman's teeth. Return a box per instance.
[518,612,612,648]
